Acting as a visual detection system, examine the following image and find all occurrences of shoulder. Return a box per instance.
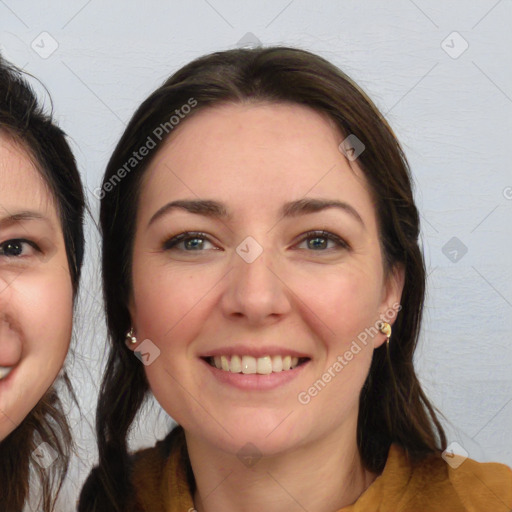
[131,431,175,474]
[445,455,512,511]
[130,426,192,511]
[130,429,179,509]
[78,429,187,512]
[383,445,512,511]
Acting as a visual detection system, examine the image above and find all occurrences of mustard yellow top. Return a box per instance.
[131,428,512,512]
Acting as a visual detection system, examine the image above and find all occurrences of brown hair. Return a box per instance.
[0,56,85,511]
[79,46,446,511]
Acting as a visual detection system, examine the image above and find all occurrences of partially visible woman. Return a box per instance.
[80,47,511,512]
[0,56,85,511]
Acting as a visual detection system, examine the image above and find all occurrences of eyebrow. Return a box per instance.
[0,210,49,229]
[148,198,364,228]
[281,198,364,226]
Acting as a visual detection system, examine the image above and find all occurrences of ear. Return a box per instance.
[379,263,405,326]
[125,293,139,351]
[127,291,135,320]
[374,263,405,348]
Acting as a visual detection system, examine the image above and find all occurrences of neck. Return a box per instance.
[185,420,377,512]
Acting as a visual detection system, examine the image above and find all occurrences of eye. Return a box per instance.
[162,232,218,252]
[0,238,40,258]
[295,230,349,251]
[161,230,349,253]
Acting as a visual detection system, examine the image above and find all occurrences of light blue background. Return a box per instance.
[1,0,511,507]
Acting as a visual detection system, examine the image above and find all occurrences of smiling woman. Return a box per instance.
[79,47,511,512]
[0,56,85,511]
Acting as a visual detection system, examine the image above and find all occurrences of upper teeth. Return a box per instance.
[211,355,300,374]
[0,366,13,380]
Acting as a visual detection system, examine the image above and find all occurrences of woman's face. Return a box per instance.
[129,103,403,456]
[0,135,73,441]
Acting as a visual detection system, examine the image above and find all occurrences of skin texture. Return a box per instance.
[0,134,73,441]
[128,103,404,512]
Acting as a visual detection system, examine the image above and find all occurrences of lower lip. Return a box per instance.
[200,358,310,390]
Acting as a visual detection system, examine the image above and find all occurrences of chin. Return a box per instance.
[185,409,308,459]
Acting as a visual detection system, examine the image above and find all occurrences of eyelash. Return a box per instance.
[0,238,41,258]
[162,230,350,253]
[298,230,350,251]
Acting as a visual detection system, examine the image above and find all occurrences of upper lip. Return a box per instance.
[200,345,311,359]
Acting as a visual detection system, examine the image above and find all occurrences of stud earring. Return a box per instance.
[378,321,392,344]
[126,327,137,345]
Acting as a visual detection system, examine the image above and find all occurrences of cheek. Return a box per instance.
[18,273,73,384]
[0,271,73,439]
[291,264,384,340]
[132,264,220,418]
[21,270,73,346]
[132,263,209,342]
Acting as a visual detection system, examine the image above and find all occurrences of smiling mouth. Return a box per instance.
[205,355,309,374]
[0,366,14,380]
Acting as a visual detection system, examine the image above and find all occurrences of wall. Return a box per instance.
[1,0,511,507]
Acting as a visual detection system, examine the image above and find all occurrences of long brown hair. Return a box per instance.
[0,56,85,511]
[79,46,446,511]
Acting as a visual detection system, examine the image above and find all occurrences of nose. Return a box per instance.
[220,242,292,326]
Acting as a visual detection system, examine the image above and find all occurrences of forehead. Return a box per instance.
[0,133,56,216]
[139,102,376,225]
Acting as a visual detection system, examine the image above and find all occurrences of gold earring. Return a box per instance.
[126,327,137,345]
[378,321,391,344]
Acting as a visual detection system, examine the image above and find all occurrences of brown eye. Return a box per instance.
[0,239,40,257]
